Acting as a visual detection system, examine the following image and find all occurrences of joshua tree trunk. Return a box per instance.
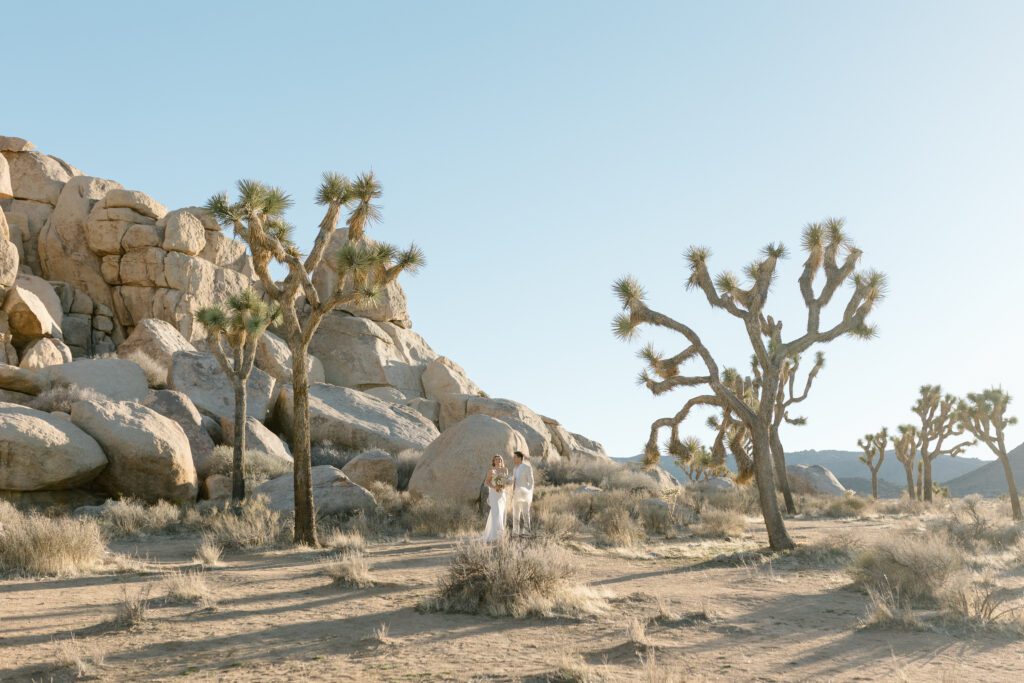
[915,461,924,500]
[231,380,247,503]
[998,455,1023,521]
[922,458,934,502]
[752,424,794,550]
[870,471,878,500]
[290,340,317,546]
[901,463,915,500]
[770,430,796,514]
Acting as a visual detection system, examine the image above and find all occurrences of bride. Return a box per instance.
[481,454,510,543]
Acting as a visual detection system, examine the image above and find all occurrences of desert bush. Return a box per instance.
[534,508,582,541]
[550,653,604,683]
[200,496,282,549]
[874,495,926,516]
[797,494,870,519]
[404,497,478,537]
[30,383,104,413]
[860,585,922,629]
[540,459,659,495]
[592,507,645,547]
[321,551,374,587]
[206,445,292,485]
[194,539,223,566]
[395,449,422,491]
[122,350,167,389]
[160,570,215,606]
[850,530,963,605]
[311,441,356,469]
[424,540,607,618]
[638,500,674,536]
[98,499,181,538]
[114,584,151,628]
[0,502,107,576]
[930,495,1023,552]
[534,488,596,522]
[55,634,106,678]
[322,529,367,553]
[693,507,746,538]
[938,573,1013,625]
[687,486,760,516]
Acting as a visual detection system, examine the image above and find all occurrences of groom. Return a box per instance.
[511,450,534,536]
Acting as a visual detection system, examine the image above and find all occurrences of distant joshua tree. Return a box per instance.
[670,436,729,482]
[856,427,888,499]
[890,424,918,500]
[912,385,974,503]
[614,218,885,550]
[958,389,1021,520]
[196,289,280,502]
[206,174,425,545]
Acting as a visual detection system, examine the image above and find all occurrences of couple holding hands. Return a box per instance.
[480,450,534,542]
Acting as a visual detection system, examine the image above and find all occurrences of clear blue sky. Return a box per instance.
[6,1,1022,460]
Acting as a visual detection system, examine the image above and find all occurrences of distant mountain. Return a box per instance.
[945,443,1024,497]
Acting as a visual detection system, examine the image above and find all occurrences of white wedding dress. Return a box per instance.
[480,481,509,543]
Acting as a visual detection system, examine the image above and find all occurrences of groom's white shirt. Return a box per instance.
[513,462,534,501]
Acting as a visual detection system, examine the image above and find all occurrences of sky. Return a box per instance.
[5,1,1022,460]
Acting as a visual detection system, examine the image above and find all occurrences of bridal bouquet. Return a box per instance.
[492,468,512,491]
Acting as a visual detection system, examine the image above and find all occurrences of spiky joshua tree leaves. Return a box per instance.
[614,218,886,551]
[912,385,974,504]
[958,389,1021,520]
[856,428,888,500]
[196,289,281,503]
[206,174,425,545]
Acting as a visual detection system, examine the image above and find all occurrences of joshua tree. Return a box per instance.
[912,385,974,503]
[206,175,425,545]
[196,289,280,502]
[856,427,888,499]
[670,435,729,481]
[615,217,885,550]
[890,424,918,500]
[958,389,1021,520]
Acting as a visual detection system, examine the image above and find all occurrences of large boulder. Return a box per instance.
[786,464,847,497]
[569,431,612,463]
[274,383,439,455]
[442,395,556,461]
[342,450,397,489]
[169,351,277,423]
[159,209,206,255]
[0,207,19,295]
[421,356,481,401]
[0,153,12,199]
[624,462,682,493]
[0,150,72,205]
[117,318,196,373]
[255,331,325,384]
[19,338,73,369]
[220,416,292,465]
[2,274,63,347]
[0,364,47,395]
[45,359,148,402]
[255,466,375,516]
[70,399,197,504]
[0,403,107,490]
[408,414,528,504]
[309,314,423,398]
[143,390,216,478]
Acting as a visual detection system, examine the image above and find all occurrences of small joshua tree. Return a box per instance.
[206,174,425,545]
[890,424,918,500]
[856,427,888,499]
[615,218,885,550]
[196,289,280,502]
[958,388,1021,520]
[671,436,728,481]
[912,385,974,504]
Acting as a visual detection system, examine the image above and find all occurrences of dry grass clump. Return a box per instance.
[0,501,107,577]
[310,441,359,469]
[592,507,645,547]
[403,496,479,537]
[861,585,923,629]
[929,495,1023,553]
[122,350,167,389]
[693,507,746,538]
[540,459,660,495]
[535,508,582,541]
[30,383,104,413]
[638,500,675,536]
[938,573,1022,630]
[850,530,963,605]
[322,529,367,553]
[97,499,181,537]
[687,486,760,516]
[322,551,374,587]
[534,487,598,522]
[206,445,292,485]
[874,496,926,516]
[199,496,282,549]
[424,540,608,618]
[798,494,870,519]
[160,570,215,607]
[549,652,605,682]
[194,539,223,566]
[114,584,151,628]
[395,449,422,491]
[55,634,107,678]
[626,616,652,651]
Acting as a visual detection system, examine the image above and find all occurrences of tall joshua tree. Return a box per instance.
[912,385,974,503]
[615,218,885,550]
[958,389,1021,520]
[206,175,425,545]
[196,289,280,503]
[766,351,825,513]
[890,424,918,500]
[856,427,888,500]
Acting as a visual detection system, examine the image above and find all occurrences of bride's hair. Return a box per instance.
[491,455,504,467]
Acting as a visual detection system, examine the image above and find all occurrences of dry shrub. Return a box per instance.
[550,652,605,683]
[850,530,963,605]
[424,540,608,618]
[874,496,926,516]
[311,441,358,469]
[161,570,215,607]
[30,384,104,413]
[200,496,282,549]
[395,450,422,491]
[115,584,151,628]
[781,535,858,569]
[592,507,645,547]
[693,508,746,538]
[322,529,366,553]
[404,496,478,537]
[98,499,181,537]
[639,500,674,536]
[939,573,1020,628]
[322,551,374,587]
[122,350,167,389]
[861,585,922,629]
[800,494,870,519]
[194,539,223,566]
[535,508,582,541]
[55,634,106,678]
[626,616,651,650]
[206,445,292,485]
[689,486,760,516]
[541,459,659,495]
[534,487,596,522]
[0,502,107,576]
[930,495,1023,553]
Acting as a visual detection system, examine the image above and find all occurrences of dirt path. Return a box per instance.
[2,517,1022,682]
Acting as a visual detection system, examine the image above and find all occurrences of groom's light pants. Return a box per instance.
[511,491,532,534]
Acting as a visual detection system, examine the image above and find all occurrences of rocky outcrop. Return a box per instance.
[143,390,216,478]
[45,359,148,402]
[70,399,197,504]
[421,356,480,401]
[408,414,527,504]
[342,450,397,489]
[786,464,847,497]
[169,351,277,424]
[117,318,196,374]
[274,383,439,455]
[0,364,47,395]
[255,331,324,384]
[221,416,292,465]
[19,338,73,369]
[2,274,63,347]
[255,466,376,516]
[0,403,107,490]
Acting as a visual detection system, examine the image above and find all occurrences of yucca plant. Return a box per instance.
[857,427,888,499]
[912,385,974,503]
[890,424,918,500]
[205,173,424,545]
[958,388,1021,520]
[196,288,281,502]
[614,217,885,551]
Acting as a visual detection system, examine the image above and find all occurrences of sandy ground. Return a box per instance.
[2,515,1024,682]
